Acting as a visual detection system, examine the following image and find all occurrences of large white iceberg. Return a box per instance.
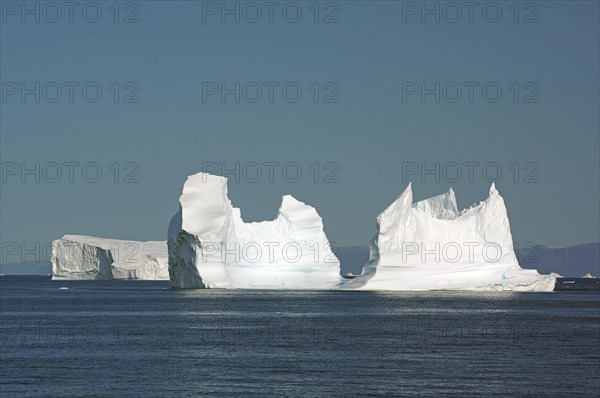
[168,172,342,289]
[51,235,169,280]
[345,183,556,291]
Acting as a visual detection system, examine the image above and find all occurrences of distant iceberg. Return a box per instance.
[51,235,168,280]
[168,172,342,289]
[344,183,556,291]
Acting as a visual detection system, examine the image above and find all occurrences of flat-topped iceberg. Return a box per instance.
[345,183,556,291]
[51,235,168,280]
[168,172,342,289]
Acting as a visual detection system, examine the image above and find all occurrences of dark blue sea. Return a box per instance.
[1,276,599,397]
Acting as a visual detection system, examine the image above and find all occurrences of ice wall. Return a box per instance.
[168,172,342,289]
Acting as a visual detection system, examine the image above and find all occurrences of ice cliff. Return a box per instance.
[345,183,556,291]
[51,235,168,280]
[168,172,342,289]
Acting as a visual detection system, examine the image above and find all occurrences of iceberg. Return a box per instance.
[50,176,555,292]
[51,235,168,280]
[345,183,556,291]
[168,172,342,289]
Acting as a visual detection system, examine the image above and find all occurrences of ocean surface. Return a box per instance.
[1,276,598,397]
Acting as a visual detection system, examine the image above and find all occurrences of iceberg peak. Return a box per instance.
[413,186,458,220]
[490,182,498,195]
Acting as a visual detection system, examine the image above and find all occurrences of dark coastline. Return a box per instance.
[555,277,600,291]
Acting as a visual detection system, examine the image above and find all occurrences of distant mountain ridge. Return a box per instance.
[515,243,599,277]
[0,261,51,275]
[2,243,599,278]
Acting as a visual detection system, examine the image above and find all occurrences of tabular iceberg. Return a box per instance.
[51,235,169,280]
[345,183,556,291]
[168,172,342,289]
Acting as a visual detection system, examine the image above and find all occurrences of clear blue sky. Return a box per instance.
[1,1,598,260]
